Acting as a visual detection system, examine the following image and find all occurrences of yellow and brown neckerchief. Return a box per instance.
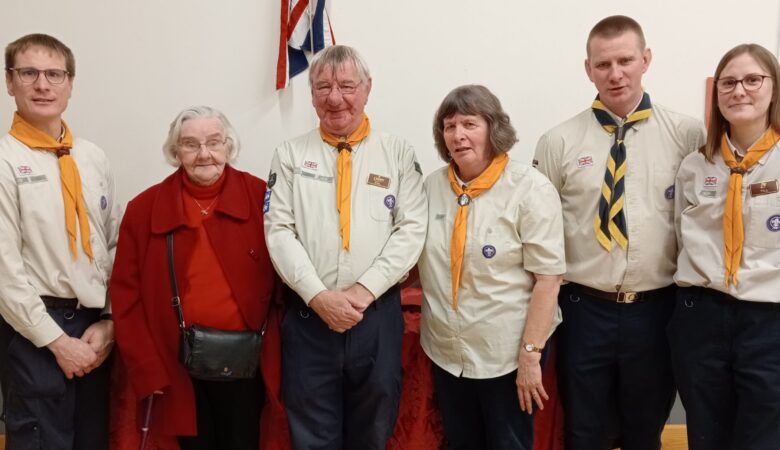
[447,153,509,310]
[10,112,93,261]
[720,127,780,286]
[319,114,371,251]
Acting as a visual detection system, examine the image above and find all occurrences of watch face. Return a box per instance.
[524,344,534,352]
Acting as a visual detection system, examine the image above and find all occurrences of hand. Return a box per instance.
[516,351,548,414]
[80,320,115,370]
[47,334,98,379]
[343,283,376,313]
[309,290,363,333]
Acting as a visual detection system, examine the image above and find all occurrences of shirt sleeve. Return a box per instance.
[0,161,63,347]
[533,132,564,192]
[100,154,123,315]
[674,155,696,256]
[263,146,328,303]
[686,120,708,154]
[357,141,428,298]
[517,174,566,276]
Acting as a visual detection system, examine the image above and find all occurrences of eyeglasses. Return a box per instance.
[716,74,773,94]
[8,67,70,85]
[178,138,228,155]
[313,81,362,97]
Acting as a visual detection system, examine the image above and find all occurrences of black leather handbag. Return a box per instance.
[167,233,263,381]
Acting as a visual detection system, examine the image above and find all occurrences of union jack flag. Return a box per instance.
[577,156,593,167]
[704,176,718,186]
[276,0,335,89]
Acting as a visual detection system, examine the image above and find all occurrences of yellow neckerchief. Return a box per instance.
[319,114,371,251]
[9,112,93,261]
[446,153,509,310]
[720,127,780,286]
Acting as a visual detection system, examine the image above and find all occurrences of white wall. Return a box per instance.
[2,0,779,205]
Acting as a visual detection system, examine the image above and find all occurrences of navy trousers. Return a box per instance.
[281,286,404,450]
[432,364,536,450]
[556,284,676,450]
[668,287,780,450]
[0,306,109,450]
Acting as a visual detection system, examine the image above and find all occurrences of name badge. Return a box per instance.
[749,179,779,197]
[367,173,391,189]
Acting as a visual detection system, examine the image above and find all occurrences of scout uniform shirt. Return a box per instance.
[675,139,780,302]
[534,103,706,292]
[264,128,427,301]
[419,160,565,378]
[0,134,121,346]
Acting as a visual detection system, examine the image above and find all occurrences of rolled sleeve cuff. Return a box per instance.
[525,262,566,277]
[358,268,392,300]
[25,314,65,348]
[296,274,328,305]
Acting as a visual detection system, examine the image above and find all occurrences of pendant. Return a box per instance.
[200,209,209,216]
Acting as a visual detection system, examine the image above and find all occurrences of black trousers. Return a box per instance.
[0,306,109,450]
[668,287,780,450]
[177,374,264,450]
[432,364,535,450]
[556,284,676,450]
[281,286,404,450]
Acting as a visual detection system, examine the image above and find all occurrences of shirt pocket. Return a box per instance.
[747,196,780,249]
[369,188,395,222]
[471,224,523,277]
[654,167,677,212]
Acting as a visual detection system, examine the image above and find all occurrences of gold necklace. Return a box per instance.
[193,197,218,216]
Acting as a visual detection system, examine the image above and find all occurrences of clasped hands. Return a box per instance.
[46,319,114,379]
[308,283,375,333]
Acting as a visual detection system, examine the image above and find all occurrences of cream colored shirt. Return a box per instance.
[675,141,780,302]
[0,134,121,347]
[419,160,565,378]
[264,129,427,302]
[534,102,705,292]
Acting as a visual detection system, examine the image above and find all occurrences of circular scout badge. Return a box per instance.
[767,214,780,232]
[457,193,471,206]
[482,245,497,258]
[100,195,108,210]
[384,194,396,209]
[268,172,277,188]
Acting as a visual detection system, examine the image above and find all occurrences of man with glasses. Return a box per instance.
[533,16,705,450]
[0,33,120,449]
[264,45,427,450]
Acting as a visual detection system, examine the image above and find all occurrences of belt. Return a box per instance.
[574,284,671,304]
[41,296,78,309]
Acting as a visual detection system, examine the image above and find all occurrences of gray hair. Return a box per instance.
[308,45,371,85]
[162,105,240,166]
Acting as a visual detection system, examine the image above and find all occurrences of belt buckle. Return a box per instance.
[616,291,639,303]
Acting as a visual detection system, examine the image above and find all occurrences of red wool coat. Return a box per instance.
[109,166,288,449]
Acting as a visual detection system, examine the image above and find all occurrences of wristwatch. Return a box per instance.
[523,342,544,353]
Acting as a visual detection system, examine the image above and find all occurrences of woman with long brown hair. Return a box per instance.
[670,43,780,450]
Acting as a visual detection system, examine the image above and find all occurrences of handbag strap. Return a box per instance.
[165,232,269,335]
[166,233,186,329]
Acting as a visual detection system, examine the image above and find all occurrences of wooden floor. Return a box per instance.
[0,426,689,449]
[660,424,688,449]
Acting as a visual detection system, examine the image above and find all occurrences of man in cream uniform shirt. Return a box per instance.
[264,45,427,450]
[533,16,705,450]
[0,34,120,449]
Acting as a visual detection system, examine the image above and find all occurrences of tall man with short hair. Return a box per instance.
[264,45,427,450]
[534,16,706,450]
[0,34,120,449]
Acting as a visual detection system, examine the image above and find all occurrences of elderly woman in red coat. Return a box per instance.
[110,106,286,450]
